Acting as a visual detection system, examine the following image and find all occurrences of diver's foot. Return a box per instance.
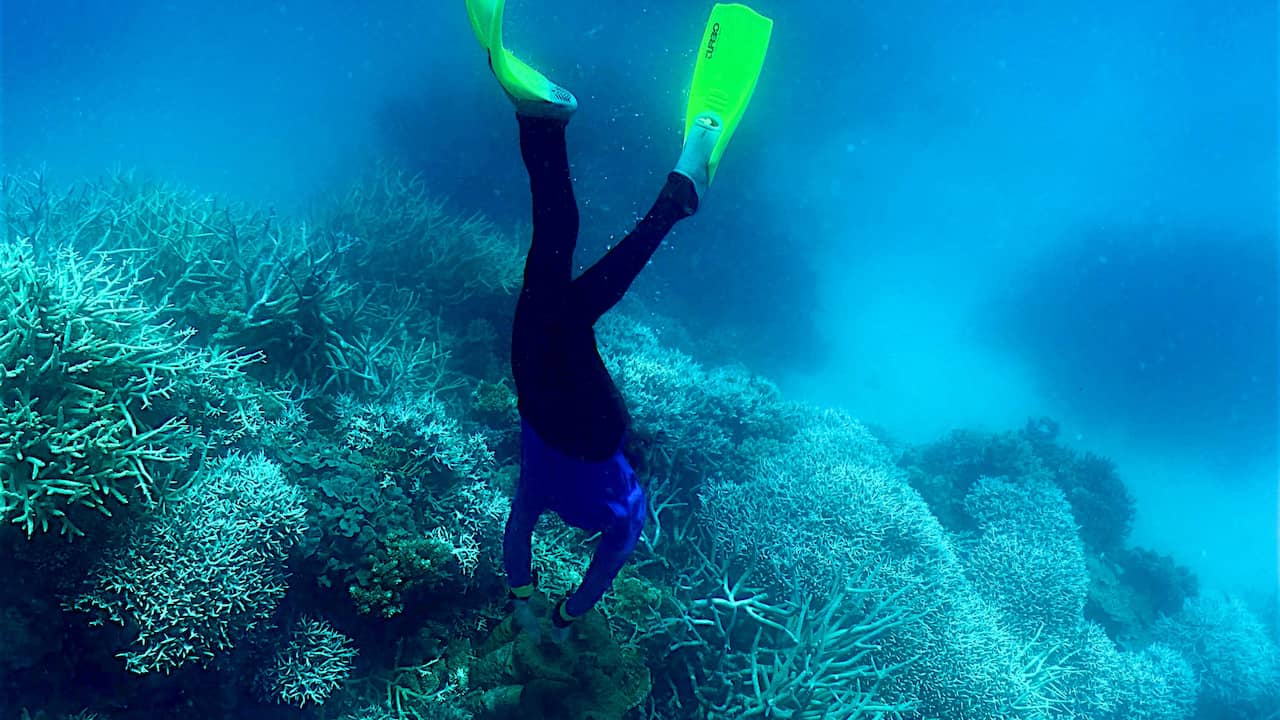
[489,53,578,121]
[672,112,722,203]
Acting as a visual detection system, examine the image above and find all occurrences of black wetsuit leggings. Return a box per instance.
[504,115,696,615]
[510,114,697,461]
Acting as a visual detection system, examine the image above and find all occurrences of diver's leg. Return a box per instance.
[569,172,698,324]
[569,115,721,319]
[518,114,579,294]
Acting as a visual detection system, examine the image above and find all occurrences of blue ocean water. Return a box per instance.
[2,1,1276,718]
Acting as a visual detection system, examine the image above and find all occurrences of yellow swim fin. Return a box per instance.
[464,0,576,113]
[684,3,773,181]
[464,0,496,48]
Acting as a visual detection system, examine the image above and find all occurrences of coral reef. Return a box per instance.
[71,453,306,674]
[3,169,1275,720]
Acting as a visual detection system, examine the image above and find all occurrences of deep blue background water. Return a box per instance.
[4,0,1276,594]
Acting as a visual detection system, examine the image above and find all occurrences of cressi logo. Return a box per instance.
[704,22,720,59]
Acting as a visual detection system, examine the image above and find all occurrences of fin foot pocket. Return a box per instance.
[466,0,577,120]
[673,112,724,203]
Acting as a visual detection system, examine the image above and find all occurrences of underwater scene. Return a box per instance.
[1,1,1276,719]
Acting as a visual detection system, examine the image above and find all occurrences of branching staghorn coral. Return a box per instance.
[1038,622,1199,720]
[335,706,398,720]
[335,391,494,486]
[1114,642,1198,720]
[18,711,104,720]
[2,169,519,402]
[596,313,803,481]
[349,637,474,720]
[692,408,1045,719]
[960,474,1090,638]
[322,298,458,400]
[699,409,913,597]
[3,171,366,390]
[325,166,523,306]
[656,546,923,720]
[1155,593,1280,714]
[0,239,262,537]
[258,615,358,707]
[72,453,306,674]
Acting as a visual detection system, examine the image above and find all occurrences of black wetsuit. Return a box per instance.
[503,115,696,617]
[510,115,696,461]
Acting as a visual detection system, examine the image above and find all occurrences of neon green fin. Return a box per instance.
[684,3,773,181]
[464,0,563,105]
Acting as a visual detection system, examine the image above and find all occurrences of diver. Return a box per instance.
[464,0,772,643]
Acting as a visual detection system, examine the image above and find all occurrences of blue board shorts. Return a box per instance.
[504,418,647,615]
[516,418,646,535]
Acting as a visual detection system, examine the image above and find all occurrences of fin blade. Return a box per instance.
[685,3,774,180]
[494,50,555,103]
[464,0,499,50]
[481,0,558,103]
